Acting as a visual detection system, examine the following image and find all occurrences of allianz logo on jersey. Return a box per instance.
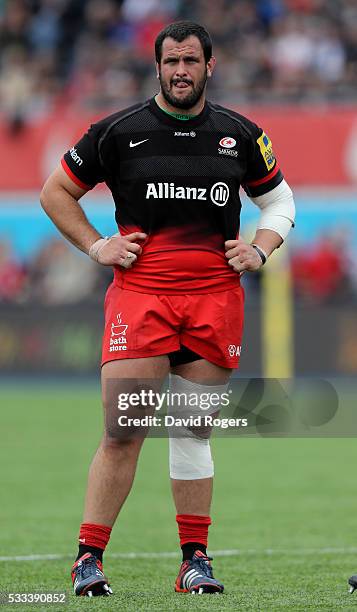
[174,131,196,137]
[146,182,230,206]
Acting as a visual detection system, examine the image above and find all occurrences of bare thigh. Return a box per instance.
[171,357,232,384]
[101,356,170,440]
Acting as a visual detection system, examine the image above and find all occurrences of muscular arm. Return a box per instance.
[225,179,295,273]
[40,165,147,266]
[40,165,101,254]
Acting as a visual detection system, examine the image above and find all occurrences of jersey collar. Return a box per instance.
[149,96,209,128]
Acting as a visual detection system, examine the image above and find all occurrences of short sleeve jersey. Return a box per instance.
[62,97,283,294]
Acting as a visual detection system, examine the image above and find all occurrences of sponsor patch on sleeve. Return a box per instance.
[257,132,276,170]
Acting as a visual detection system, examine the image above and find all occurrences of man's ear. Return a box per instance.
[156,62,160,79]
[207,56,216,78]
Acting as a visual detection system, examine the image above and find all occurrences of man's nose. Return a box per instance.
[175,59,188,76]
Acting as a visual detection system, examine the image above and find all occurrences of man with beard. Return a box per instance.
[40,22,295,597]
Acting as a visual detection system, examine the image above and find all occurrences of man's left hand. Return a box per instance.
[225,237,263,274]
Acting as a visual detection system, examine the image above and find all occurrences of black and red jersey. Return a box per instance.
[62,97,283,294]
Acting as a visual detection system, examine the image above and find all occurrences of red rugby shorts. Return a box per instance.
[102,283,244,369]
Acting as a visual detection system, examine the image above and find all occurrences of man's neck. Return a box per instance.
[155,92,205,118]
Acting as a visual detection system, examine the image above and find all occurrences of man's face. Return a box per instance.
[157,35,215,110]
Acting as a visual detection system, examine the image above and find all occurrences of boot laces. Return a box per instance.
[192,555,214,579]
[77,556,100,580]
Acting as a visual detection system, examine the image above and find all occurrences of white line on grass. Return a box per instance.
[1,547,357,562]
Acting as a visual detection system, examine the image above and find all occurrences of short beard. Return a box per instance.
[159,69,207,110]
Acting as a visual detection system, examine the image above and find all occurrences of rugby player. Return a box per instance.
[40,21,295,597]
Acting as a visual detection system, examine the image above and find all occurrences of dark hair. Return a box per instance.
[155,21,213,64]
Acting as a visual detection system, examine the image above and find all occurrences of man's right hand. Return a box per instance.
[91,232,147,268]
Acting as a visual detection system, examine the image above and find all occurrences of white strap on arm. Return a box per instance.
[249,179,296,240]
[88,237,110,261]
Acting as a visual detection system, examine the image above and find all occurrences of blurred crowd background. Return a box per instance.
[1,0,357,129]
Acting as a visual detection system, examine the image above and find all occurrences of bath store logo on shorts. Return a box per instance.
[109,313,128,352]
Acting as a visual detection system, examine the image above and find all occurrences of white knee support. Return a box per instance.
[168,374,228,480]
[169,436,214,480]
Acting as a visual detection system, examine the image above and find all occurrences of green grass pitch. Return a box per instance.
[0,383,357,611]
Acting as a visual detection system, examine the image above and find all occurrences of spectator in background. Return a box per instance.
[28,239,99,305]
[0,0,31,131]
[0,239,27,302]
[344,23,357,91]
[291,232,353,304]
[0,47,34,132]
[66,0,140,109]
[121,0,177,23]
[313,22,345,84]
[28,0,61,54]
[269,15,315,99]
[0,0,59,129]
[0,0,31,56]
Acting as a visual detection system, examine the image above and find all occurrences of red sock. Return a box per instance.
[176,514,211,547]
[78,523,112,551]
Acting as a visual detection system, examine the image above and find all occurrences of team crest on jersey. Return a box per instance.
[218,136,238,157]
[109,313,128,352]
[257,132,275,170]
[219,136,236,148]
